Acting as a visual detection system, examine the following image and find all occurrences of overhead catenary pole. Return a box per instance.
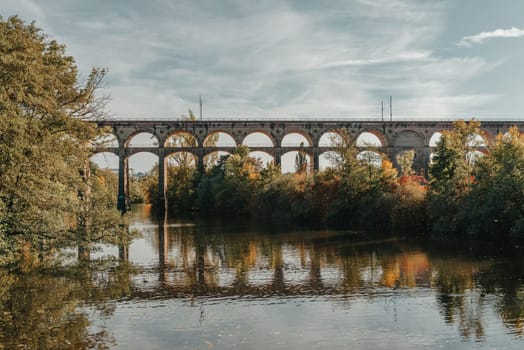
[381,100,384,121]
[389,96,392,121]
[199,95,202,121]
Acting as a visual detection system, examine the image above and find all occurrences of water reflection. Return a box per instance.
[2,207,524,348]
[0,262,135,349]
[127,210,524,345]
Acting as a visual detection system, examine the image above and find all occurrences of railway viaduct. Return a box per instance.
[94,119,523,212]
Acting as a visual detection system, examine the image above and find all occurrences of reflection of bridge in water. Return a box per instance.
[95,119,523,211]
[122,222,435,299]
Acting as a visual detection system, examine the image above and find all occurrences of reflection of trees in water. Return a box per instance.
[4,231,524,346]
[157,226,524,340]
[477,257,524,336]
[159,227,433,295]
[0,262,135,349]
[432,259,487,340]
[430,246,524,340]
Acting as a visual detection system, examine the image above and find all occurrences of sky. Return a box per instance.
[3,0,524,120]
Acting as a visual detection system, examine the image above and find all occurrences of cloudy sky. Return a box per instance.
[4,0,524,119]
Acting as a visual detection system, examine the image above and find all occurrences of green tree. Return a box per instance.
[323,129,393,228]
[462,127,524,236]
[197,145,263,215]
[428,120,482,233]
[294,142,308,174]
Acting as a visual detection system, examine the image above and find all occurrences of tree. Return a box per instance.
[396,150,415,177]
[294,142,308,174]
[428,120,482,233]
[462,127,524,236]
[196,145,263,215]
[0,16,121,266]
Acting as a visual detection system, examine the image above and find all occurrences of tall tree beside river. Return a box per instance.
[461,127,524,236]
[427,120,482,234]
[0,16,125,267]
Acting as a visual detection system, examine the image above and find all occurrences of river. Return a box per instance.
[2,204,524,349]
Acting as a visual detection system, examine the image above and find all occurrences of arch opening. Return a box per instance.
[92,133,119,148]
[165,132,198,148]
[204,132,236,147]
[281,151,312,174]
[166,152,197,168]
[204,151,232,171]
[242,132,274,147]
[126,152,159,207]
[249,151,274,169]
[429,132,442,147]
[357,151,382,168]
[467,133,487,147]
[319,131,343,147]
[128,151,159,177]
[281,132,312,147]
[319,151,341,171]
[429,131,486,148]
[126,132,159,148]
[356,132,382,147]
[90,152,119,172]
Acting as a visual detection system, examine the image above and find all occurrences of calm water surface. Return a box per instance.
[2,204,524,349]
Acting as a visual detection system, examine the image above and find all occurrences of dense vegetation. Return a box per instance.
[0,17,130,268]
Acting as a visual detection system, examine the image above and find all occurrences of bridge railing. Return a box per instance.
[96,115,524,123]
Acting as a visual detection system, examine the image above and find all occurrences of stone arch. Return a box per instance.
[127,151,159,174]
[429,132,443,147]
[357,150,382,168]
[318,130,344,147]
[166,151,198,168]
[319,151,341,170]
[165,131,199,147]
[356,131,383,147]
[467,132,487,147]
[249,151,275,168]
[204,131,236,147]
[281,150,313,174]
[91,133,119,148]
[203,150,232,171]
[281,131,313,147]
[125,131,160,147]
[90,151,119,170]
[358,129,387,147]
[242,130,275,147]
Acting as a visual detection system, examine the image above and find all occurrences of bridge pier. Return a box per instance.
[158,150,167,214]
[313,150,320,171]
[117,154,130,213]
[196,150,205,174]
[274,148,281,168]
